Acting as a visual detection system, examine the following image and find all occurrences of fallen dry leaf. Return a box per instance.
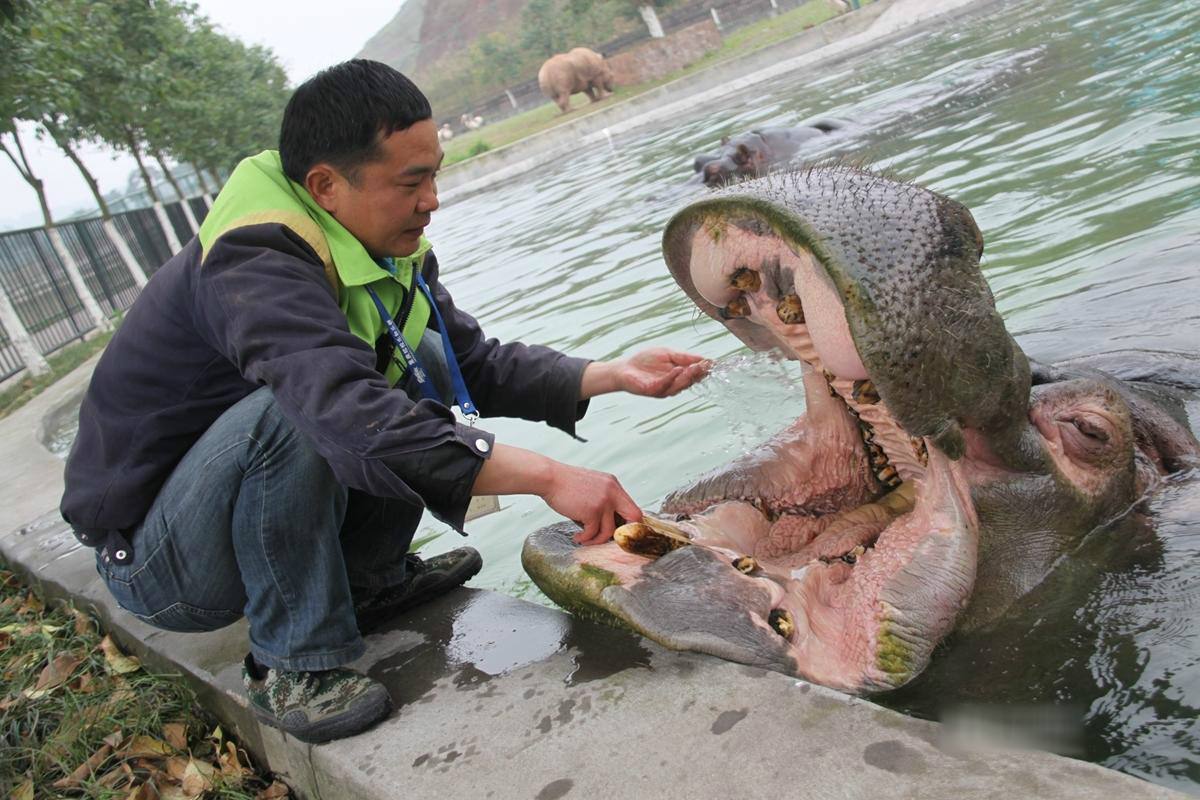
[0,631,10,651]
[181,758,217,798]
[16,593,44,616]
[123,735,175,758]
[69,671,96,693]
[164,756,189,781]
[157,785,190,800]
[97,762,132,789]
[9,777,33,800]
[218,741,251,785]
[256,780,291,799]
[100,636,142,674]
[51,743,113,790]
[72,607,95,635]
[124,782,160,800]
[162,722,187,751]
[24,652,82,699]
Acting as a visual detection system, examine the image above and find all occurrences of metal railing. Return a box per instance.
[0,198,208,382]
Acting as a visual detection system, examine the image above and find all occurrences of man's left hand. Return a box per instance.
[582,348,710,399]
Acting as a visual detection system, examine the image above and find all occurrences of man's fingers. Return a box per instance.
[573,518,599,545]
[596,511,618,545]
[669,350,707,367]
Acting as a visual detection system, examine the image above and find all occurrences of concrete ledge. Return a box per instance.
[0,370,1184,800]
[2,515,1184,800]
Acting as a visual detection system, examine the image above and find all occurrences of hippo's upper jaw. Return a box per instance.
[522,167,1198,694]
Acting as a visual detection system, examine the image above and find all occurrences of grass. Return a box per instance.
[0,565,290,799]
[0,324,117,420]
[441,0,847,166]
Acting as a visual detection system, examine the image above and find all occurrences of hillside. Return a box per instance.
[357,0,533,76]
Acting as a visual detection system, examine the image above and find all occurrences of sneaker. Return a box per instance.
[353,547,483,633]
[242,654,392,744]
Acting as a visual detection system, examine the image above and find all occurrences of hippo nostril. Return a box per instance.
[719,295,751,320]
[730,267,761,293]
[776,293,804,325]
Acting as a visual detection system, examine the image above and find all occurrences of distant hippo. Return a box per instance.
[538,47,614,114]
[693,121,847,186]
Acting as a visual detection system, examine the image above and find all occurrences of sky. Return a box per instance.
[0,0,403,231]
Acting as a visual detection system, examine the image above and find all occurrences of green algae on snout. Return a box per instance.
[875,620,916,686]
[579,563,621,588]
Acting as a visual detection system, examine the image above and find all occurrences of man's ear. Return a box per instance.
[304,164,343,216]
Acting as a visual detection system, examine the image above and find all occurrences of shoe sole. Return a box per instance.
[251,685,393,744]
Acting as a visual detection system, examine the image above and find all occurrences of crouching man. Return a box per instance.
[61,59,707,744]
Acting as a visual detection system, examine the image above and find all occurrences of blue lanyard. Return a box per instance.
[365,274,478,423]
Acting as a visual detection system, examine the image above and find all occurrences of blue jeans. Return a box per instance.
[94,387,421,671]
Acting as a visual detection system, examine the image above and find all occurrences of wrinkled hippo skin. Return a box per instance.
[692,121,847,186]
[523,166,1200,695]
[538,47,614,114]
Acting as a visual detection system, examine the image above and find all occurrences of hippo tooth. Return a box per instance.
[876,464,899,485]
[768,609,795,639]
[911,437,929,466]
[719,295,751,320]
[732,556,759,574]
[776,293,805,325]
[860,423,875,443]
[730,266,761,293]
[852,379,879,405]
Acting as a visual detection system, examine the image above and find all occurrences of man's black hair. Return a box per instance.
[279,59,432,185]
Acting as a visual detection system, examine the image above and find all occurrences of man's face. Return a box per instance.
[310,118,443,258]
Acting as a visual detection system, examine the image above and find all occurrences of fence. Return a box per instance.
[0,197,207,383]
[439,0,837,128]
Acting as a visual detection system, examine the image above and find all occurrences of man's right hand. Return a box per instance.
[471,443,643,546]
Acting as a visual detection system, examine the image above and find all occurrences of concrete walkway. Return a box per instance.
[0,2,1188,797]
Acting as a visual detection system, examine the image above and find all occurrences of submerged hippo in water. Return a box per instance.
[523,166,1200,695]
[692,121,846,187]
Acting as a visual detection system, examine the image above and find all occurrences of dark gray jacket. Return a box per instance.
[61,223,590,562]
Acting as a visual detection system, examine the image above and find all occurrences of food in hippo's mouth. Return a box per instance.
[522,166,1200,696]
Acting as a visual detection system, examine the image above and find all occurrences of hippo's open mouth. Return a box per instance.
[524,167,1036,693]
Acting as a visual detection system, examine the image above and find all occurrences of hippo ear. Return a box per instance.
[720,135,730,146]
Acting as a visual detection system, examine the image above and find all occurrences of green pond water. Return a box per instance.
[424,0,1199,791]
[47,0,1199,790]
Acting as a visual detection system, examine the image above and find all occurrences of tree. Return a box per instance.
[0,1,116,329]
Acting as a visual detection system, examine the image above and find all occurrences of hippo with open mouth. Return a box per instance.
[522,166,1200,695]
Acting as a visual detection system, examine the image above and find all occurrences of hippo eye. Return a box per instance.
[1070,415,1110,443]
